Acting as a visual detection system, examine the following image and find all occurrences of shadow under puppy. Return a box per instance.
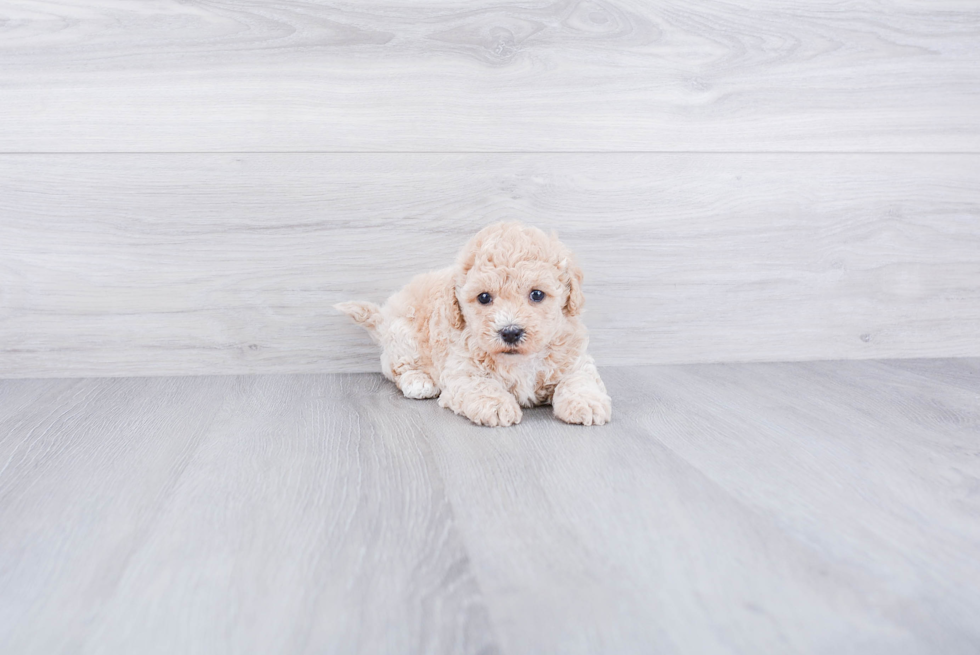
[336,222,611,427]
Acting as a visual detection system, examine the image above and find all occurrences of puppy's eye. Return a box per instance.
[529,289,545,302]
[477,292,493,305]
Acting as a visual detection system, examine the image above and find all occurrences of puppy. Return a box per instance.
[336,222,611,427]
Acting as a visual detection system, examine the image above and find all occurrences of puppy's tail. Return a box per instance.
[334,300,384,337]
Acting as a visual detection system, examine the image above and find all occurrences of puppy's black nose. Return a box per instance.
[499,325,525,345]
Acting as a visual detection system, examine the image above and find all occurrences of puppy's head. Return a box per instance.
[452,222,584,357]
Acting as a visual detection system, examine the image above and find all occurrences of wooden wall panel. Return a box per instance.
[1,0,977,152]
[2,153,977,378]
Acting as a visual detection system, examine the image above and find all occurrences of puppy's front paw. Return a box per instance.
[464,393,522,427]
[399,370,440,399]
[553,389,612,426]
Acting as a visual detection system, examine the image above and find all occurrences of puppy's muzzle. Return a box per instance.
[498,325,525,345]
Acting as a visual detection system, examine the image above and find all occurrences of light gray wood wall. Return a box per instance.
[1,1,978,377]
[2,0,978,152]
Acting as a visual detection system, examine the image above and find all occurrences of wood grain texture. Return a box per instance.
[1,359,978,653]
[2,153,978,378]
[417,359,980,654]
[1,0,978,152]
[0,374,497,655]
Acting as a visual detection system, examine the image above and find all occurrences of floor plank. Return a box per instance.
[0,361,977,654]
[616,361,980,653]
[417,360,980,654]
[2,1,978,151]
[2,153,978,378]
[0,377,235,653]
[0,375,498,655]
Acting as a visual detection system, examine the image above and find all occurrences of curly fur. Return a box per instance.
[336,222,611,427]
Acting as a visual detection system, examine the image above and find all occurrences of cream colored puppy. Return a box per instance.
[336,222,611,427]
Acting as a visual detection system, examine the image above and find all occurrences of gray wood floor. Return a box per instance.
[1,359,978,654]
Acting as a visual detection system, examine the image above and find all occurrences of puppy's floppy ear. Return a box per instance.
[449,264,467,331]
[449,233,482,331]
[561,257,585,317]
[450,290,466,330]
